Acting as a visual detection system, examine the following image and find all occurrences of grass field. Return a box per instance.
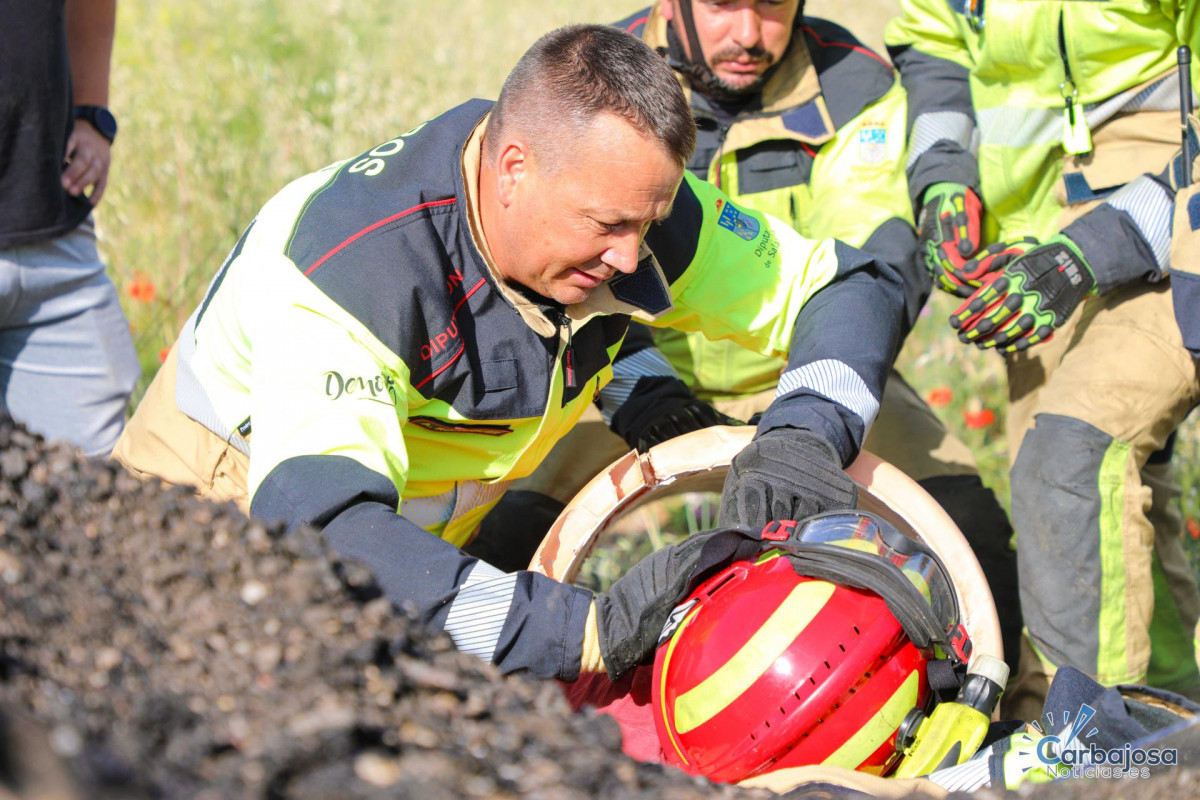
[104,1,1200,564]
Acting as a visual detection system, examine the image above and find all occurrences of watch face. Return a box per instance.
[93,108,117,140]
[76,106,118,142]
[91,107,118,141]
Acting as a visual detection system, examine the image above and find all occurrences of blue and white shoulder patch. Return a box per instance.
[716,200,761,241]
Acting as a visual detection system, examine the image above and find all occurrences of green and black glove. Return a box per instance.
[949,234,1096,353]
[589,526,765,679]
[720,428,858,530]
[952,236,1040,291]
[918,182,985,297]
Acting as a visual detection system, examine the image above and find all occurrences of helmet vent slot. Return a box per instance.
[704,571,739,597]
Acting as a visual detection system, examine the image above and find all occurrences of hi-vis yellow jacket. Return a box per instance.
[608,7,919,404]
[885,0,1200,347]
[170,99,905,679]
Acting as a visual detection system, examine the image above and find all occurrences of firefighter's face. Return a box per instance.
[662,0,801,94]
[489,112,682,306]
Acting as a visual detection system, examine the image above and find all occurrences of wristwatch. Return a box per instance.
[73,105,118,145]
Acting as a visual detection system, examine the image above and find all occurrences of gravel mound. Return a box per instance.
[0,418,760,799]
[2,416,1199,800]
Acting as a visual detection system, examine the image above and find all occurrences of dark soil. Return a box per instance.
[1,415,1199,800]
[0,418,760,799]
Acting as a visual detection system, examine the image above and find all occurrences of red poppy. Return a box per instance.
[963,408,995,429]
[127,274,157,304]
[926,386,953,408]
[158,346,171,364]
[1187,518,1200,540]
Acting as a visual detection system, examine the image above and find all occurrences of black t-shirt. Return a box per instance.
[0,0,93,247]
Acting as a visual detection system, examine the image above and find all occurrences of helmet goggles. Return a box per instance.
[759,511,971,664]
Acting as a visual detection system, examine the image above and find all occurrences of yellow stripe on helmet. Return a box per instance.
[658,604,701,764]
[822,669,920,770]
[673,581,836,734]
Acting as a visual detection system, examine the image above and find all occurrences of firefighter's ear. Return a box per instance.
[495,139,530,208]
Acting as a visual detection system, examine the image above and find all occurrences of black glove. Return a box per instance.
[720,428,857,530]
[593,526,764,679]
[610,376,742,453]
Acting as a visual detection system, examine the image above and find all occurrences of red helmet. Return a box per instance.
[651,512,968,783]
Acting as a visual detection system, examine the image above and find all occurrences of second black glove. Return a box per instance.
[720,428,858,529]
[610,376,742,453]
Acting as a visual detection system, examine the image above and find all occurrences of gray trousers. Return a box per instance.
[0,218,140,456]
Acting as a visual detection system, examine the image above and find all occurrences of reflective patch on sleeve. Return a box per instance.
[443,560,517,661]
[907,110,977,168]
[775,359,880,430]
[1107,176,1173,270]
[401,479,512,531]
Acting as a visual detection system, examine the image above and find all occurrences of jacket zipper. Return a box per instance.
[556,310,576,389]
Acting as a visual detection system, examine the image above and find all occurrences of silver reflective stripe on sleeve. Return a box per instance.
[928,754,993,792]
[775,359,880,430]
[907,110,978,168]
[596,347,681,424]
[443,560,517,661]
[1106,175,1174,270]
[400,479,513,530]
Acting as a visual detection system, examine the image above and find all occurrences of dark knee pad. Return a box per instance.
[1012,414,1114,674]
[919,473,1022,674]
[465,490,566,573]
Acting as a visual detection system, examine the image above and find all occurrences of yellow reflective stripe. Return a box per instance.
[674,581,835,734]
[658,606,700,765]
[1097,438,1131,683]
[822,669,920,769]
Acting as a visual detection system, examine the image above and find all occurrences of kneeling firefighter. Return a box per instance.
[652,511,1013,783]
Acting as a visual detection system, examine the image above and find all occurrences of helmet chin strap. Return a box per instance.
[665,0,745,101]
[672,0,709,79]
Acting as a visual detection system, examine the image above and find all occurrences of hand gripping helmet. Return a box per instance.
[651,511,972,783]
